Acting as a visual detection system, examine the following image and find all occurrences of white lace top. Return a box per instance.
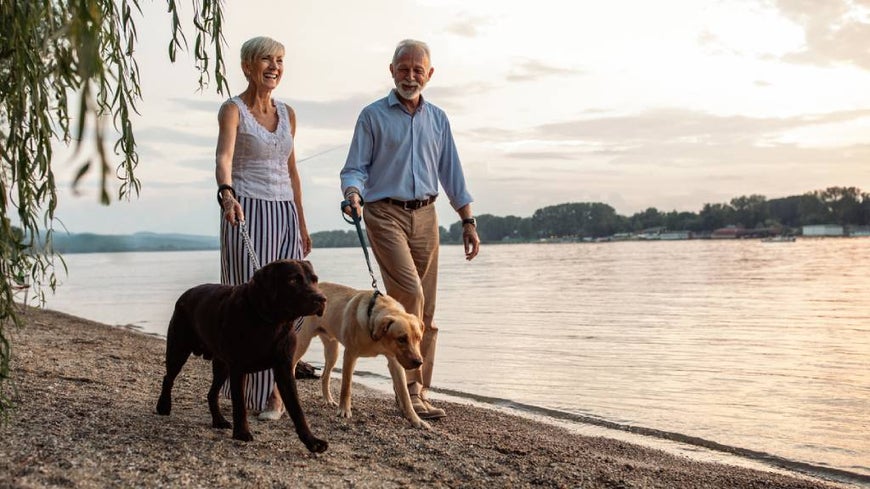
[228,96,294,201]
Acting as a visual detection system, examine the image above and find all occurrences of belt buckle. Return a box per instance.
[397,197,429,210]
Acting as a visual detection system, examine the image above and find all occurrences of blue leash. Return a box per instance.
[340,199,383,316]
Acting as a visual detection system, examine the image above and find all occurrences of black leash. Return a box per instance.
[340,199,383,321]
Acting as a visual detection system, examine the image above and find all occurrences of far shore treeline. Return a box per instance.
[316,186,870,246]
[46,186,869,253]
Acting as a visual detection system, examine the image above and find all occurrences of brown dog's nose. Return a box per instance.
[409,358,423,369]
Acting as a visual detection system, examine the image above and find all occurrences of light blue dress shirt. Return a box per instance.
[341,90,473,210]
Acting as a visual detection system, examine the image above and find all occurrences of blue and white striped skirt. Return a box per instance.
[218,195,303,411]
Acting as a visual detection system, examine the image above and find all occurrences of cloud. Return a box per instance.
[168,98,221,114]
[289,94,381,130]
[530,107,870,144]
[506,59,584,82]
[445,14,492,38]
[476,138,870,216]
[135,126,215,148]
[461,107,870,201]
[170,93,378,131]
[773,0,870,70]
[505,151,576,161]
[167,84,494,132]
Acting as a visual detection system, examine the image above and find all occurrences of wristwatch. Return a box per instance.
[461,217,476,227]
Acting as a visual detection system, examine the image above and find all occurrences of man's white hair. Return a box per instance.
[392,39,431,64]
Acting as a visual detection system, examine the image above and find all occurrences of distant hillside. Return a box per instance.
[48,232,219,254]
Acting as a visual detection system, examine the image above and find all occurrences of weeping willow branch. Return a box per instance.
[0,0,228,418]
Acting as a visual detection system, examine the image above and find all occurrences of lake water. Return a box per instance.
[36,240,870,485]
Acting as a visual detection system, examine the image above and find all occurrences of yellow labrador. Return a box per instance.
[294,282,431,429]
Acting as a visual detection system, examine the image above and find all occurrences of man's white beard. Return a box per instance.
[396,83,423,100]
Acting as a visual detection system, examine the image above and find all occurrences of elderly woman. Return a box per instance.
[215,36,311,419]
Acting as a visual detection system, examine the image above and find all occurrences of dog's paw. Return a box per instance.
[305,437,329,453]
[412,418,433,430]
[212,418,232,429]
[337,407,352,418]
[155,395,171,415]
[325,398,338,408]
[232,430,254,442]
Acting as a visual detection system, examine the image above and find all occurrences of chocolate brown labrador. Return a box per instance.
[155,259,328,453]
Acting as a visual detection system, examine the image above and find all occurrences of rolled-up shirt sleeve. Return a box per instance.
[438,117,473,210]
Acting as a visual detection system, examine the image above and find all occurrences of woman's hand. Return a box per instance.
[221,195,244,225]
[300,228,312,257]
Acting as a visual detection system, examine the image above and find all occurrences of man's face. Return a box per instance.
[390,47,433,102]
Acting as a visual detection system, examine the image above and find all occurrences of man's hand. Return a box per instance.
[342,189,364,221]
[463,223,480,261]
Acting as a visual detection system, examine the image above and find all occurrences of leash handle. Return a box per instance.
[340,199,361,225]
[238,220,262,271]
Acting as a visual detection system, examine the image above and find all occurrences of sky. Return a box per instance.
[50,0,870,236]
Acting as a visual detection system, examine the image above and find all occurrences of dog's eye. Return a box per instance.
[397,336,407,344]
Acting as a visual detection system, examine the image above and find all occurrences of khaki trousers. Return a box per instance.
[364,200,439,391]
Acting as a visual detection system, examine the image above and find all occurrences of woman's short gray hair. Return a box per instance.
[392,39,430,64]
[240,36,284,63]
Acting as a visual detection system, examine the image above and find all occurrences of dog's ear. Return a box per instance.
[250,260,296,313]
[372,318,394,341]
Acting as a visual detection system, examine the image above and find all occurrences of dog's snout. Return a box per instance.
[410,358,423,369]
[313,293,327,316]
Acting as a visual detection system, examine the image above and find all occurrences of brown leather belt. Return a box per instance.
[383,195,437,210]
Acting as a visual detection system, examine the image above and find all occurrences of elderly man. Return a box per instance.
[341,39,480,419]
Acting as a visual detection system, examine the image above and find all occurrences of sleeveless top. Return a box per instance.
[228,96,294,201]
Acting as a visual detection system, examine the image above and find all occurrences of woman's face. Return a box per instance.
[244,50,284,90]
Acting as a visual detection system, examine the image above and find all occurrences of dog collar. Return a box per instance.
[367,290,382,337]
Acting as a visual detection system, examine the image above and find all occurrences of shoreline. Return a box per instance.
[0,307,857,488]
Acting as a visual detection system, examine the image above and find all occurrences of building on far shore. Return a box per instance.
[660,231,692,240]
[711,226,746,239]
[802,224,844,237]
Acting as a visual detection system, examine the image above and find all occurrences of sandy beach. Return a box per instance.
[0,307,854,488]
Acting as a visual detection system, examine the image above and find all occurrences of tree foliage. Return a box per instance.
[0,0,228,417]
[441,186,870,243]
